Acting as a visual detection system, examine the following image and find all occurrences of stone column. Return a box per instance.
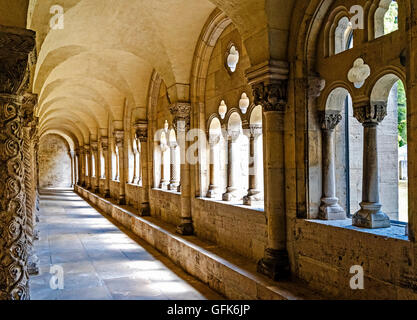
[101,138,110,198]
[91,142,99,193]
[114,130,126,205]
[132,138,138,184]
[170,103,193,235]
[207,134,220,198]
[84,145,91,190]
[352,102,390,228]
[0,25,35,300]
[246,61,290,281]
[159,143,169,190]
[75,148,82,187]
[168,141,179,191]
[318,111,345,220]
[135,120,150,216]
[244,124,264,205]
[22,95,40,276]
[69,150,75,188]
[135,138,142,185]
[222,130,240,201]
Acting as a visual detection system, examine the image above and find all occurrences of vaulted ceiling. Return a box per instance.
[19,0,295,148]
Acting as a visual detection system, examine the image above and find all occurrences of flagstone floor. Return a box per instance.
[29,189,223,300]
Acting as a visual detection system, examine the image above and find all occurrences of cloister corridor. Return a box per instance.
[30,189,222,300]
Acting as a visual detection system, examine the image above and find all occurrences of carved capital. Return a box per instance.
[84,144,90,155]
[101,137,109,151]
[252,81,288,112]
[208,134,221,146]
[0,26,36,95]
[133,120,148,142]
[246,60,289,112]
[170,103,191,132]
[249,124,263,137]
[319,111,343,131]
[114,130,124,148]
[353,102,387,125]
[91,142,98,152]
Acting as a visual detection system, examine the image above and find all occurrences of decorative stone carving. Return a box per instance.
[170,103,191,132]
[0,25,35,301]
[319,111,343,130]
[133,120,148,142]
[353,101,387,124]
[100,138,109,151]
[348,58,371,88]
[113,131,124,148]
[252,81,288,112]
[90,142,98,152]
[0,95,30,300]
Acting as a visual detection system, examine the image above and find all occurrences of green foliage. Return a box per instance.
[397,80,407,147]
[384,1,399,34]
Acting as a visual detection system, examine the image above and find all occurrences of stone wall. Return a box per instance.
[39,134,71,188]
[293,220,415,299]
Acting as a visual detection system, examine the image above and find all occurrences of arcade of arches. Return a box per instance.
[1,0,417,300]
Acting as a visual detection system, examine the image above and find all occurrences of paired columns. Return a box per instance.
[246,61,290,281]
[69,150,76,188]
[352,102,390,228]
[91,142,100,193]
[0,24,36,300]
[243,124,264,205]
[134,120,150,216]
[114,130,126,205]
[222,130,240,201]
[170,103,194,235]
[84,145,91,190]
[318,111,345,220]
[168,141,180,191]
[206,134,220,198]
[101,138,111,198]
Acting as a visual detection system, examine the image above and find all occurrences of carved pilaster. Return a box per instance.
[22,94,39,276]
[0,95,30,299]
[0,25,35,300]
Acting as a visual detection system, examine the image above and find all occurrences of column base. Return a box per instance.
[243,191,263,206]
[159,181,168,190]
[139,202,150,217]
[319,197,346,220]
[206,186,219,199]
[222,188,239,201]
[352,202,390,229]
[104,190,111,198]
[118,196,126,206]
[94,187,100,194]
[169,183,179,191]
[28,254,40,276]
[176,220,194,236]
[257,248,290,281]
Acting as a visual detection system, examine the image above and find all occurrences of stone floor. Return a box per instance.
[30,189,223,300]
